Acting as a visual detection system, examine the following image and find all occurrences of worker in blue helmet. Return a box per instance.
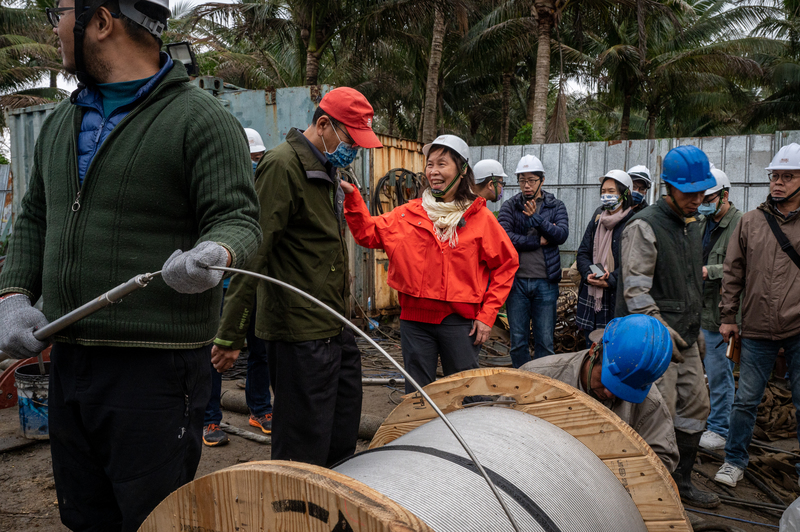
[615,144,719,508]
[522,314,678,472]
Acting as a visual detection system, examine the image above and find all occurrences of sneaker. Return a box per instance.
[202,424,229,447]
[249,413,272,434]
[699,430,726,450]
[714,462,744,487]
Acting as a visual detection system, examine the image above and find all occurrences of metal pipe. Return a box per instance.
[33,271,161,342]
[362,377,405,386]
[208,265,521,532]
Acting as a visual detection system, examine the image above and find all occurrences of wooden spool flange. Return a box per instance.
[371,368,691,532]
[139,460,434,532]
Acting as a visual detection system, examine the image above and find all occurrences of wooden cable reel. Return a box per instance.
[140,368,689,531]
[372,368,691,532]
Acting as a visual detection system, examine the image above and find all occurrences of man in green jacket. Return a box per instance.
[0,2,261,530]
[697,168,743,452]
[213,87,383,467]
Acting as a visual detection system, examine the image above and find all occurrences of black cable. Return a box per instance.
[371,168,424,215]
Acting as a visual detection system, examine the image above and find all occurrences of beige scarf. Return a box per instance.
[421,189,470,248]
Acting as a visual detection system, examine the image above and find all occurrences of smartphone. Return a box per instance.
[589,263,605,277]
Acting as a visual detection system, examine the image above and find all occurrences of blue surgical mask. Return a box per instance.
[697,203,717,216]
[632,191,645,204]
[323,126,359,168]
[600,194,620,210]
[252,160,258,174]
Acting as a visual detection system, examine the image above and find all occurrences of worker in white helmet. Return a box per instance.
[627,165,652,213]
[244,127,267,168]
[498,154,569,367]
[715,143,800,488]
[696,167,742,453]
[472,159,507,203]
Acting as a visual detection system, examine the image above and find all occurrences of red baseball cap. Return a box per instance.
[318,87,383,149]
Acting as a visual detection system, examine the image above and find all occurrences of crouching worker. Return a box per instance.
[522,314,678,472]
[342,135,519,393]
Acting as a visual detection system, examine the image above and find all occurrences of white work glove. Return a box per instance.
[0,295,50,359]
[162,241,228,294]
[654,314,688,364]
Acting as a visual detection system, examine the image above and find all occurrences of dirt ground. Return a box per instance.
[0,337,793,532]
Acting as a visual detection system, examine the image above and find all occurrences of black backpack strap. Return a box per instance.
[763,209,800,270]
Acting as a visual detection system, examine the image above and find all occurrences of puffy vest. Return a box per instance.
[616,198,703,346]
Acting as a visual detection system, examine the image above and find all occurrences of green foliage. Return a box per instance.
[569,118,603,142]
[0,153,9,165]
[512,123,532,145]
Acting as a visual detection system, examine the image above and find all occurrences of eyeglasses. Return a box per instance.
[46,6,118,28]
[491,177,505,186]
[46,7,73,27]
[769,172,799,183]
[518,178,542,186]
[703,192,721,203]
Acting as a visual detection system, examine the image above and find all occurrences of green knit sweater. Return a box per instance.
[0,62,262,348]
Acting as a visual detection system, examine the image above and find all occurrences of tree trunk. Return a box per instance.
[422,7,446,144]
[501,72,512,145]
[647,109,657,140]
[526,57,536,124]
[305,51,320,86]
[531,5,553,144]
[50,70,57,88]
[620,85,632,140]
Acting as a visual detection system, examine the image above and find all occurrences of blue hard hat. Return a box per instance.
[600,315,672,404]
[661,145,716,193]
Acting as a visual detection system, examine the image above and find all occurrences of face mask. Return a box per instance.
[252,160,258,174]
[322,126,359,168]
[631,191,645,204]
[600,194,620,210]
[697,203,717,216]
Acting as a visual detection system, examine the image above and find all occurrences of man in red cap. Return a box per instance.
[212,87,382,466]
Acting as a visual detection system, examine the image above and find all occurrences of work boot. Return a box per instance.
[249,413,272,434]
[672,430,720,509]
[203,424,229,447]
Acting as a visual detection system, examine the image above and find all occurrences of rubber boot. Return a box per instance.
[672,430,720,509]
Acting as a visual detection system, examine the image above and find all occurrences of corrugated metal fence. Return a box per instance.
[471,130,800,265]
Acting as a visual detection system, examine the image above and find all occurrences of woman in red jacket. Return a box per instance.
[341,135,519,393]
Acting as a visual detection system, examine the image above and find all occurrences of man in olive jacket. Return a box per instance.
[213,88,383,467]
[0,2,261,530]
[697,168,743,452]
[714,143,800,488]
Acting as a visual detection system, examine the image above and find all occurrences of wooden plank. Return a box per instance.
[140,461,433,532]
[603,456,685,522]
[645,521,693,532]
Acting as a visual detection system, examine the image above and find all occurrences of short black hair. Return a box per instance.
[103,0,164,48]
[312,106,342,129]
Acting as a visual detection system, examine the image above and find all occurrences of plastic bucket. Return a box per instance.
[15,362,50,440]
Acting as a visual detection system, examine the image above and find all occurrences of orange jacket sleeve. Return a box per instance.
[476,212,519,327]
[343,190,392,250]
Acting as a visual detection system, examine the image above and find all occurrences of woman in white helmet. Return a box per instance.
[472,159,507,202]
[575,170,636,347]
[340,135,519,392]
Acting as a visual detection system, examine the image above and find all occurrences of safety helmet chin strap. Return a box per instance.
[773,183,800,204]
[666,184,695,219]
[70,0,109,103]
[585,343,603,401]
[431,161,468,199]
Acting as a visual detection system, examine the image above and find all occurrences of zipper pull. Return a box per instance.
[184,394,190,417]
[72,191,81,212]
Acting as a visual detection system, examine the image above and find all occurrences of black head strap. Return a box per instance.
[70,0,109,103]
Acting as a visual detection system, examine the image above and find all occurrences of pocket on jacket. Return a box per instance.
[287,248,343,308]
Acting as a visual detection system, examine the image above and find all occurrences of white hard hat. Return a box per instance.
[515,154,545,175]
[118,0,171,37]
[705,168,731,195]
[244,128,266,153]
[600,169,633,190]
[766,143,800,171]
[473,159,507,184]
[627,165,652,185]
[422,135,470,165]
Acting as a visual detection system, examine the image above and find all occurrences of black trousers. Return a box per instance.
[267,327,362,467]
[49,342,211,532]
[400,314,481,394]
